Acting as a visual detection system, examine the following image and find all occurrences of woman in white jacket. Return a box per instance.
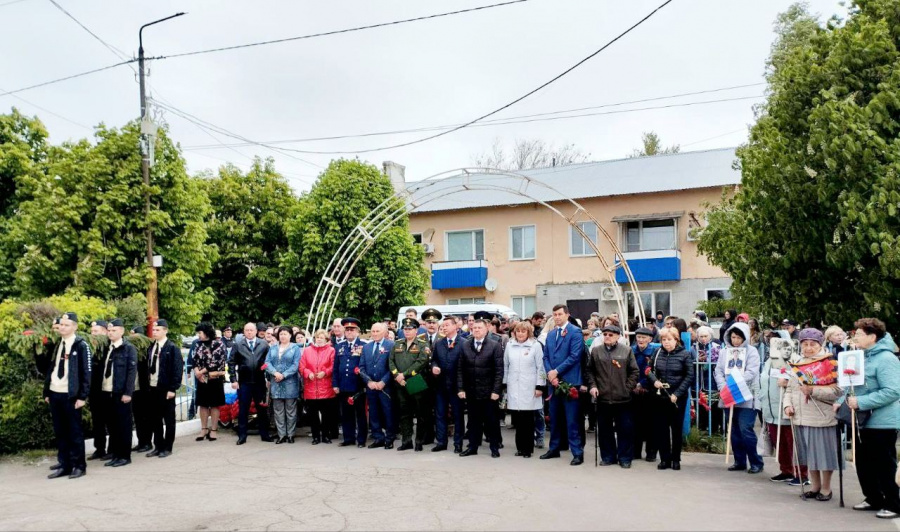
[504,321,546,458]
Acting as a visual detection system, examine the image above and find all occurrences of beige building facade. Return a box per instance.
[400,148,739,325]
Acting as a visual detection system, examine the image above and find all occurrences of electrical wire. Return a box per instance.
[0,0,31,8]
[0,85,93,130]
[146,0,529,61]
[47,0,132,62]
[0,60,136,97]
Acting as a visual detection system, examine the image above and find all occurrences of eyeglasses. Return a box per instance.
[602,332,617,337]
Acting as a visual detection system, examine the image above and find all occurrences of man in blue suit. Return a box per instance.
[359,322,396,449]
[431,316,466,453]
[540,304,585,465]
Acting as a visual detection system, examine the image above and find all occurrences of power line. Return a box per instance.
[146,0,529,61]
[681,128,748,148]
[47,0,132,62]
[0,85,93,130]
[182,83,763,150]
[243,0,678,155]
[0,60,135,97]
[0,0,31,8]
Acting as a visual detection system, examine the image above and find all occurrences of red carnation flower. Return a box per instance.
[843,369,857,376]
[354,367,361,375]
[261,363,268,370]
[568,387,579,400]
[544,415,550,423]
[644,366,652,376]
[347,397,355,406]
[41,336,48,345]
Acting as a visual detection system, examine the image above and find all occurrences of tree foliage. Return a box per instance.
[472,137,590,170]
[629,131,680,158]
[201,158,300,325]
[281,159,427,328]
[697,1,900,330]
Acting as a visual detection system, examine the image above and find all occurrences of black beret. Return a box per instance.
[402,318,420,329]
[108,318,124,328]
[62,312,78,323]
[634,327,654,337]
[341,317,361,327]
[601,324,622,335]
[155,319,169,328]
[223,324,232,332]
[421,308,443,322]
[256,322,267,331]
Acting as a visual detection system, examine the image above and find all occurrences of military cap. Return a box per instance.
[130,325,145,335]
[341,317,361,328]
[92,320,108,328]
[53,317,61,325]
[108,318,124,328]
[61,312,78,323]
[473,310,493,321]
[634,327,654,338]
[155,319,169,328]
[421,308,443,323]
[401,317,420,329]
[223,324,232,332]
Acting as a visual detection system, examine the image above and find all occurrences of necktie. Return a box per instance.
[374,341,380,354]
[475,341,482,352]
[104,344,114,378]
[150,342,159,375]
[56,342,66,379]
[558,327,564,339]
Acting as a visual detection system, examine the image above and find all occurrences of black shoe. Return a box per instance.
[770,473,794,482]
[322,438,332,444]
[260,435,274,443]
[816,492,833,502]
[87,451,105,461]
[236,437,247,446]
[368,441,385,449]
[68,468,85,479]
[672,461,681,471]
[570,456,584,466]
[414,444,423,452]
[645,454,657,462]
[599,461,616,466]
[432,445,447,453]
[384,442,394,450]
[397,442,413,451]
[311,438,320,445]
[339,441,354,447]
[540,450,561,460]
[491,450,500,458]
[112,459,131,467]
[288,437,295,444]
[620,461,632,469]
[748,466,764,474]
[657,461,671,470]
[727,464,747,472]
[357,443,365,448]
[134,444,152,453]
[196,429,210,442]
[146,449,160,458]
[275,437,284,445]
[158,450,172,458]
[499,443,504,449]
[104,459,117,467]
[102,453,114,461]
[802,491,821,500]
[49,462,63,471]
[515,451,524,457]
[459,448,478,457]
[454,444,462,454]
[48,469,71,479]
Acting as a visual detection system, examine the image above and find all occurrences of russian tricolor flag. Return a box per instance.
[720,369,753,408]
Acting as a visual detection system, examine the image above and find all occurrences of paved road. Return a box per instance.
[0,432,895,531]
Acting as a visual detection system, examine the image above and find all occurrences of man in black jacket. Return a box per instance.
[457,319,504,458]
[44,312,91,479]
[146,319,184,458]
[131,325,153,453]
[99,318,138,467]
[87,319,112,462]
[432,316,465,453]
[228,322,273,445]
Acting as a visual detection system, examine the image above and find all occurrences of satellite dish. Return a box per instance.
[484,278,498,292]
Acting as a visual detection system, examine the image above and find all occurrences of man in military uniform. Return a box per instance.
[332,317,368,448]
[100,318,138,467]
[390,318,432,451]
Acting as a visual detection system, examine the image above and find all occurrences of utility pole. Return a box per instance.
[138,12,184,329]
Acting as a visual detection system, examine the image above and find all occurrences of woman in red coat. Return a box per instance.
[300,329,336,444]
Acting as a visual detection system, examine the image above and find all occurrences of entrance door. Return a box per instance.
[565,299,599,328]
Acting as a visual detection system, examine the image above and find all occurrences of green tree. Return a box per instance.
[629,131,680,158]
[697,1,900,330]
[281,159,427,327]
[202,158,301,325]
[2,119,215,334]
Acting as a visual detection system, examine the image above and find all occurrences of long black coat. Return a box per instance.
[228,337,269,385]
[457,336,504,400]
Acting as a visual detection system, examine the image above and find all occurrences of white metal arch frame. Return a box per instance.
[305,168,645,335]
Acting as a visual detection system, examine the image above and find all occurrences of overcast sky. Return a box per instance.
[1,0,847,193]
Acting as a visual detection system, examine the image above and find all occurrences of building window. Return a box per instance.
[446,230,484,261]
[706,288,732,301]
[570,222,598,257]
[624,219,676,252]
[447,297,486,305]
[511,296,536,317]
[510,225,536,260]
[411,233,423,244]
[626,291,671,320]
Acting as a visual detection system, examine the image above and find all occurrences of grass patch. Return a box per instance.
[0,448,55,464]
[683,427,726,454]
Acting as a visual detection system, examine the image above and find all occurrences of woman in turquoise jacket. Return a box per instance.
[837,318,900,520]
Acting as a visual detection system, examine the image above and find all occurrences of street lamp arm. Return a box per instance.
[139,12,186,51]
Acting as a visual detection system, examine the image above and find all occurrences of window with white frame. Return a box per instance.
[446,230,484,261]
[447,298,486,305]
[624,219,676,252]
[570,222,598,257]
[511,296,536,318]
[626,291,671,320]
[706,289,732,301]
[510,225,536,260]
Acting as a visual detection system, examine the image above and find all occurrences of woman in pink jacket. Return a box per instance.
[300,330,337,444]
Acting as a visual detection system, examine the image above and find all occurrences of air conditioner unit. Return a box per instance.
[600,285,622,301]
[421,243,435,255]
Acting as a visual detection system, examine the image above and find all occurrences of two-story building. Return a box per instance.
[394,147,739,325]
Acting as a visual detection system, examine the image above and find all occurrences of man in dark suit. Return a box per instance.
[332,317,368,448]
[359,323,395,449]
[44,312,92,479]
[146,319,184,458]
[432,315,465,453]
[457,319,504,458]
[228,322,273,445]
[540,304,585,466]
[130,325,153,453]
[87,320,112,462]
[100,318,138,467]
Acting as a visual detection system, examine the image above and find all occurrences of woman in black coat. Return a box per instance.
[648,327,695,471]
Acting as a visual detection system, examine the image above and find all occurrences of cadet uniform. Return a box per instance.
[390,318,432,451]
[99,318,138,466]
[333,317,368,447]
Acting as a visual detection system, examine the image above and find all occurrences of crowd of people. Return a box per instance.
[40,305,900,521]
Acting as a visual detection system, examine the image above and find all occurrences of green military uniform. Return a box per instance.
[390,318,432,449]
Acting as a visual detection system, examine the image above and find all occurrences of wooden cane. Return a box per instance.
[851,409,857,465]
[789,415,806,498]
[837,424,844,508]
[775,387,784,459]
[725,407,734,465]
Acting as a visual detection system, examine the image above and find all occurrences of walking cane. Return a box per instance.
[725,406,734,465]
[593,397,599,467]
[836,424,844,508]
[789,415,806,498]
[775,386,784,459]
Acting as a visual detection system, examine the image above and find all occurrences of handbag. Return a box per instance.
[405,374,428,395]
[757,423,774,457]
[835,402,871,428]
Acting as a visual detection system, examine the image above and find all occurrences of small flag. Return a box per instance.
[720,369,753,408]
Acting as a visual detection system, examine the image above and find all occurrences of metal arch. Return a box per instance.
[305,168,645,335]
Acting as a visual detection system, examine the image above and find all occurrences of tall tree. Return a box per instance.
[280,159,427,327]
[472,138,590,170]
[2,120,215,333]
[697,1,900,330]
[629,131,680,158]
[202,158,300,325]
